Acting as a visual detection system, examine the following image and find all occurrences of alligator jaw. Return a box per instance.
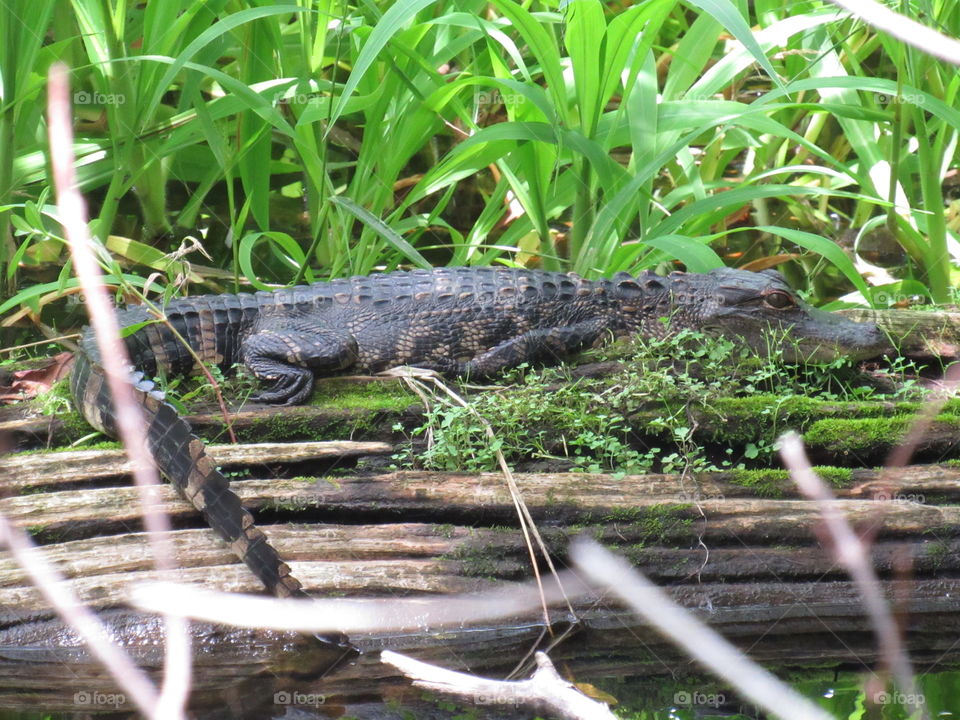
[683,268,891,363]
[777,304,891,363]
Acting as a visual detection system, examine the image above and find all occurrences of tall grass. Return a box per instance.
[0,0,958,329]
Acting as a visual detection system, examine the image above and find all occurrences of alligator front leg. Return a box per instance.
[242,328,359,404]
[459,319,609,378]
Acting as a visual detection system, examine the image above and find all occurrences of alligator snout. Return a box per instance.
[784,305,890,362]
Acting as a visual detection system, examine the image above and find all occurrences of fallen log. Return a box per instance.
[0,440,393,492]
[2,438,960,713]
[837,307,960,360]
[1,463,959,620]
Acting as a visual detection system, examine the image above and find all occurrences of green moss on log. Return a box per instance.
[727,467,853,498]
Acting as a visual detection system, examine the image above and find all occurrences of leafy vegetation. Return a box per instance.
[0,0,958,339]
[396,327,927,474]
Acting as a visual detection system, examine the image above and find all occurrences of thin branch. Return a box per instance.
[382,650,615,720]
[0,514,159,716]
[825,0,960,66]
[569,538,836,720]
[47,63,190,718]
[0,333,82,355]
[779,431,923,717]
[129,571,593,633]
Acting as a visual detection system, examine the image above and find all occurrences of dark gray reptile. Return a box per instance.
[70,266,888,600]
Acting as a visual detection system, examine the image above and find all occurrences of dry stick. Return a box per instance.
[569,539,836,720]
[824,0,960,66]
[47,63,189,719]
[0,333,81,355]
[0,515,160,716]
[779,432,924,717]
[381,650,615,720]
[129,572,595,633]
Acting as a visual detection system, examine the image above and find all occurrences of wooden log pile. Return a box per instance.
[2,440,960,670]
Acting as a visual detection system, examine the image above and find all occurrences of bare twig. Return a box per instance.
[824,0,960,66]
[779,431,923,716]
[129,571,593,633]
[381,650,615,720]
[47,63,189,718]
[0,333,82,355]
[569,538,836,720]
[0,515,160,716]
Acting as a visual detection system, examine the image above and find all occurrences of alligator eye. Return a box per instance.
[764,291,794,309]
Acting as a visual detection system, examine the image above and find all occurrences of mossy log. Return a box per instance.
[3,447,960,712]
[3,456,960,629]
[1,328,959,713]
[6,389,960,469]
[0,394,420,449]
[0,440,392,492]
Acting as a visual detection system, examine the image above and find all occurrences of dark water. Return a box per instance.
[599,669,960,719]
[0,610,957,718]
[0,654,957,719]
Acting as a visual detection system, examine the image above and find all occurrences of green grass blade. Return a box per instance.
[638,235,725,273]
[488,0,566,121]
[142,6,308,124]
[238,232,311,289]
[330,196,432,270]
[690,9,841,99]
[329,0,437,127]
[752,225,871,299]
[685,0,784,91]
[662,11,722,101]
[564,0,605,136]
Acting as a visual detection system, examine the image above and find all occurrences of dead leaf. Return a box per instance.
[739,254,799,272]
[0,352,74,403]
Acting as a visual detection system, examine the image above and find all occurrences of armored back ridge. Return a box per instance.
[69,266,889,608]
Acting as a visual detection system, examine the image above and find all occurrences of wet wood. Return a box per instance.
[3,469,956,542]
[1,466,959,619]
[3,403,960,711]
[2,518,960,621]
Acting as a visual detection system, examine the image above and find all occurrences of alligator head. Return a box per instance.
[665,267,890,362]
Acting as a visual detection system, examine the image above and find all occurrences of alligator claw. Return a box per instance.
[250,373,315,405]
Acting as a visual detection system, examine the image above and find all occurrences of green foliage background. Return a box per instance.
[1,0,958,333]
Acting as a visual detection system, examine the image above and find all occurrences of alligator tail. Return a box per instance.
[70,344,306,599]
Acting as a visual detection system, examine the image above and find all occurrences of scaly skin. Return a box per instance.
[70,266,889,604]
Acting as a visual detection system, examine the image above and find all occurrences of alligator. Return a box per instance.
[70,266,888,602]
